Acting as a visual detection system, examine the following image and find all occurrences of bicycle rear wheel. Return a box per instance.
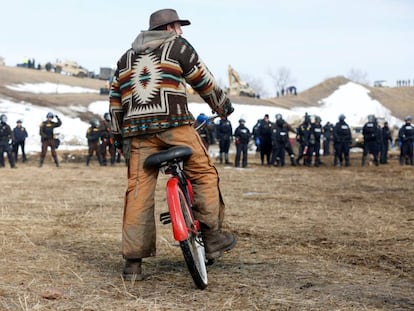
[177,188,208,289]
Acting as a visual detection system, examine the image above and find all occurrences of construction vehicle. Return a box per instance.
[54,60,88,78]
[227,65,256,97]
[351,126,364,148]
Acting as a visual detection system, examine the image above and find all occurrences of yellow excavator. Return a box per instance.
[227,65,256,97]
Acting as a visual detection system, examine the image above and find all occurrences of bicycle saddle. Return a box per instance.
[144,146,193,168]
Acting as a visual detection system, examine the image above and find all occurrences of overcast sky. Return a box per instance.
[1,0,413,96]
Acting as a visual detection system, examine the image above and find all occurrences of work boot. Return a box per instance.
[202,230,237,260]
[122,258,143,281]
[290,155,296,166]
[225,153,231,165]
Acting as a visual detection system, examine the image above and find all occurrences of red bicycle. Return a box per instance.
[144,146,208,290]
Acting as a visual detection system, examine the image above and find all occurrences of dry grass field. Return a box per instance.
[0,149,413,311]
[1,66,413,310]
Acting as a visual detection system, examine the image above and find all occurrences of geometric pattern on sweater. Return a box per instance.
[132,53,161,107]
[109,35,230,139]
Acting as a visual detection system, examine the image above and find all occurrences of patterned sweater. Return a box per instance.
[109,31,232,141]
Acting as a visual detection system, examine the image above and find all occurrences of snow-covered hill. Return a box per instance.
[0,81,404,153]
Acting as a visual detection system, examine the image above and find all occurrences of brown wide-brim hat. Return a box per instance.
[149,8,190,30]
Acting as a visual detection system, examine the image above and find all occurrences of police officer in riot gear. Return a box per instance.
[234,118,251,168]
[39,112,62,167]
[333,114,352,166]
[271,114,296,166]
[295,113,311,166]
[380,121,393,164]
[362,114,380,166]
[398,115,414,165]
[216,116,233,164]
[86,118,104,166]
[12,120,28,163]
[309,115,323,166]
[0,114,16,168]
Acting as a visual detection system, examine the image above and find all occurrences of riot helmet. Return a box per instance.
[90,118,100,128]
[0,114,7,123]
[196,113,208,124]
[46,112,54,119]
[104,112,111,122]
[367,114,375,122]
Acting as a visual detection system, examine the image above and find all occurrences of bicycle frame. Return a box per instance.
[144,145,208,289]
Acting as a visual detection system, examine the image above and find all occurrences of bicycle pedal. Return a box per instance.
[160,211,171,224]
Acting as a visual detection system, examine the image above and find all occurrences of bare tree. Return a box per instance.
[347,68,370,85]
[267,66,294,97]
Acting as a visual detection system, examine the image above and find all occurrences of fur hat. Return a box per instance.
[149,9,190,30]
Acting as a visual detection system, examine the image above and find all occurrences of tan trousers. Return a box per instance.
[122,125,225,259]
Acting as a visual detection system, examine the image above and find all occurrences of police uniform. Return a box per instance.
[12,120,28,163]
[398,116,414,165]
[333,114,352,166]
[309,117,323,166]
[234,119,250,168]
[86,120,104,166]
[362,115,379,166]
[0,115,16,168]
[39,113,62,167]
[216,117,233,164]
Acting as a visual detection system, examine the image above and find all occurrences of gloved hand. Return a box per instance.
[222,99,234,117]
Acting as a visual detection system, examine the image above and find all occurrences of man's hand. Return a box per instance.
[223,100,234,117]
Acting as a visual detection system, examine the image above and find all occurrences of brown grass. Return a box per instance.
[0,148,413,310]
[1,66,414,310]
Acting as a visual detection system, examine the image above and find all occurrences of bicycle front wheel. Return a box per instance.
[177,188,208,290]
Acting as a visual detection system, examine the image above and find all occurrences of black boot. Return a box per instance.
[225,153,231,165]
[53,155,59,167]
[290,155,296,166]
